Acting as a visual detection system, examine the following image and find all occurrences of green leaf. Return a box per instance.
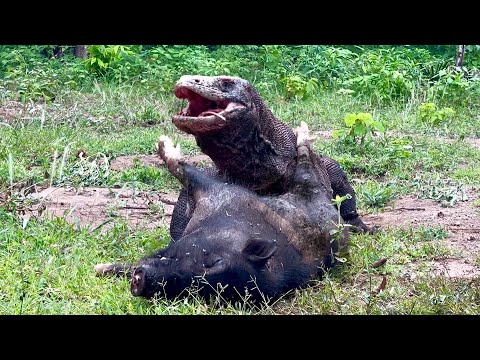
[332,129,343,139]
[97,59,107,68]
[344,113,357,127]
[359,112,374,126]
[354,123,366,136]
[373,121,385,132]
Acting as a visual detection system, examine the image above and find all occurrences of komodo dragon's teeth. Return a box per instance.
[201,112,226,121]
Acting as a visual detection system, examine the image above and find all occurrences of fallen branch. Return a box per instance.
[448,228,480,231]
[394,207,426,211]
[371,276,387,296]
[372,258,388,268]
[158,195,177,205]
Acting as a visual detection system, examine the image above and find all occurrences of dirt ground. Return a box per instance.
[27,186,177,231]
[24,154,213,232]
[363,187,480,279]
[0,101,29,123]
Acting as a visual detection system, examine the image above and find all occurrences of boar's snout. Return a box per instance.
[131,266,147,297]
[130,263,169,298]
[130,260,182,299]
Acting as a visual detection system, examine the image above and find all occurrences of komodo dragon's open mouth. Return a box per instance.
[172,79,245,134]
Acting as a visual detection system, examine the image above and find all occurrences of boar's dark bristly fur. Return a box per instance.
[96,127,348,304]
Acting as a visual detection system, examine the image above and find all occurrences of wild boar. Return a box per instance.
[95,123,348,303]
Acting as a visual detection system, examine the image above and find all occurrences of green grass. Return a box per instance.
[1,83,479,314]
[0,210,469,315]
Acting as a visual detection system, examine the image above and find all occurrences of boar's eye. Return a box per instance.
[204,258,222,269]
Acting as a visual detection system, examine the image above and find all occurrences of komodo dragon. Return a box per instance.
[169,75,373,239]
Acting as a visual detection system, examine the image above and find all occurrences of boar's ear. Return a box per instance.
[242,238,278,264]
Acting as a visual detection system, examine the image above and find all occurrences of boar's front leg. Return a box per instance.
[294,122,349,265]
[95,263,135,278]
[155,135,186,186]
[157,136,226,241]
[156,135,215,193]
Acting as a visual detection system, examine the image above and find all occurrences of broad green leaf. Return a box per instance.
[97,59,106,68]
[373,121,385,132]
[354,123,365,136]
[358,112,373,124]
[344,113,357,127]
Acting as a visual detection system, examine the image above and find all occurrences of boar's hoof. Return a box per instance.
[294,121,310,146]
[95,263,115,276]
[156,135,182,162]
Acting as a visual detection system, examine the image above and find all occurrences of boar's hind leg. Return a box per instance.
[292,121,329,192]
[156,135,194,241]
[156,135,187,185]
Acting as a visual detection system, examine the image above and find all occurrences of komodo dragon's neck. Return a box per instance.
[196,90,297,193]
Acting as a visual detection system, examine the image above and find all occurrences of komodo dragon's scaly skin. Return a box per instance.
[169,75,373,238]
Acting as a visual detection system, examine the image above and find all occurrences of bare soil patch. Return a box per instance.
[25,186,178,231]
[20,153,213,232]
[364,186,480,278]
[0,101,28,123]
[467,138,480,150]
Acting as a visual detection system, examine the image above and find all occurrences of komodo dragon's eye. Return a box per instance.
[220,79,234,91]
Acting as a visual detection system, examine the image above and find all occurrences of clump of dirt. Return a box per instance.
[110,154,212,171]
[364,186,480,279]
[25,186,178,232]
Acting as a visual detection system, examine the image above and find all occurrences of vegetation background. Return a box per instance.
[1,45,479,314]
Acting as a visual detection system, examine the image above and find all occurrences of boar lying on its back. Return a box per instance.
[96,123,348,303]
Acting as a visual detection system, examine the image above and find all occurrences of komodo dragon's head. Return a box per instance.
[172,75,258,135]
